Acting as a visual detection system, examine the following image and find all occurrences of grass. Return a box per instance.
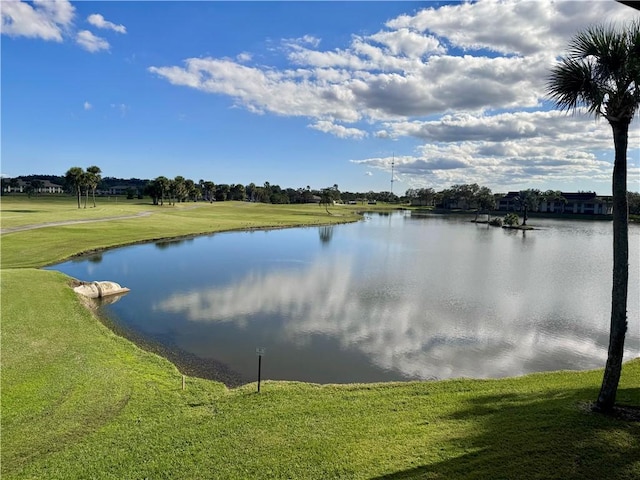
[1,195,639,479]
[0,196,363,268]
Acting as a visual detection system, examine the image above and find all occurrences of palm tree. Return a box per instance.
[547,21,640,412]
[155,176,170,206]
[86,166,102,207]
[65,167,85,209]
[203,181,215,202]
[515,189,541,226]
[82,172,91,208]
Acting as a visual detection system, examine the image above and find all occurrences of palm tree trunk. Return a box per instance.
[596,120,629,412]
[92,189,96,208]
[76,187,81,209]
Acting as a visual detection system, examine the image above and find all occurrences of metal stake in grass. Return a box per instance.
[256,347,266,392]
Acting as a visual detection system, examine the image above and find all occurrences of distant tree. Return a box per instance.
[542,190,567,213]
[86,166,101,207]
[332,184,341,202]
[475,186,495,221]
[376,191,399,203]
[144,180,161,205]
[438,187,456,208]
[515,189,541,226]
[457,183,480,209]
[319,189,334,214]
[230,183,246,201]
[24,182,36,198]
[202,181,215,202]
[155,176,170,206]
[185,179,200,201]
[547,20,640,412]
[81,172,91,208]
[419,188,436,206]
[65,167,85,208]
[245,182,256,202]
[406,188,436,206]
[30,179,44,197]
[173,176,187,204]
[270,192,290,204]
[215,184,230,201]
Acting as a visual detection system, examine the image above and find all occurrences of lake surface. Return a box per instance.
[48,212,640,384]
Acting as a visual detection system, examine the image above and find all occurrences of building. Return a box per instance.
[496,191,613,215]
[3,179,64,194]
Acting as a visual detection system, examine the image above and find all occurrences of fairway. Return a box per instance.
[0,196,364,269]
[1,195,639,480]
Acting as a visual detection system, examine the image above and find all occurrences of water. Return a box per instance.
[47,212,640,384]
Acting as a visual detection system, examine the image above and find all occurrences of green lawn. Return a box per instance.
[1,195,638,479]
[0,196,362,268]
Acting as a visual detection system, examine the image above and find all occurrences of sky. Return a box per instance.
[2,0,639,195]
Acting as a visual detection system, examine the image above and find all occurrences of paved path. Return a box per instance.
[0,211,153,235]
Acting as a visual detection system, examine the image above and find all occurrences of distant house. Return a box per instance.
[410,198,436,207]
[496,192,519,211]
[107,185,134,195]
[3,179,64,194]
[496,191,612,215]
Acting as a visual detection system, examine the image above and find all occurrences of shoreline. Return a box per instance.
[43,214,365,267]
[71,282,245,388]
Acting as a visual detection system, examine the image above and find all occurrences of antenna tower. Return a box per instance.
[390,154,395,194]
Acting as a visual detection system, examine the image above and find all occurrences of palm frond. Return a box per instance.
[546,20,640,121]
[547,58,604,116]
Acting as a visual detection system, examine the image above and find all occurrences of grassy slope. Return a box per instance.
[1,198,362,269]
[1,196,639,479]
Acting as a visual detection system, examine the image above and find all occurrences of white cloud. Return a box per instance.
[380,110,613,145]
[87,13,126,34]
[1,1,125,54]
[236,52,252,63]
[368,28,444,58]
[365,172,373,176]
[386,0,634,56]
[1,0,75,41]
[147,0,640,191]
[76,29,109,52]
[283,34,321,49]
[83,101,92,110]
[350,114,638,192]
[309,120,367,139]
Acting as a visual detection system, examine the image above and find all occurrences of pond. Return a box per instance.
[47,212,640,385]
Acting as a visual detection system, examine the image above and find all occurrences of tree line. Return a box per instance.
[5,173,640,217]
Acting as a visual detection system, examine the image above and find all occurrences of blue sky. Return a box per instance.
[2,0,639,195]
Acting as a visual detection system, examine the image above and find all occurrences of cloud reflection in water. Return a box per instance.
[154,243,625,381]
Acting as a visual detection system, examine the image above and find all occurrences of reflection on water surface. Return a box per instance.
[49,213,640,384]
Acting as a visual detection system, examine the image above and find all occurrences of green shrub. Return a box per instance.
[489,217,503,227]
[503,213,520,226]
